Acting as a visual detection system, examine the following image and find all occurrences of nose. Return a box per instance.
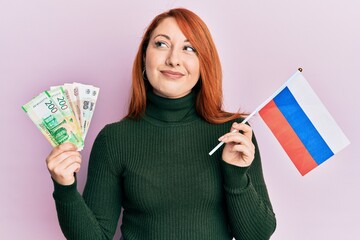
[166,49,180,67]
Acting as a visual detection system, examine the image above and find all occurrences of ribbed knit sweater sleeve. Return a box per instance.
[52,127,121,240]
[220,132,276,240]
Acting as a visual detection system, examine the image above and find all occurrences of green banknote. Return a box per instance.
[46,87,83,142]
[22,93,58,147]
[22,92,84,150]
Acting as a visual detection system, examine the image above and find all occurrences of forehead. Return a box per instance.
[151,17,187,40]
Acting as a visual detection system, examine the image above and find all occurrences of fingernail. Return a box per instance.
[218,136,225,141]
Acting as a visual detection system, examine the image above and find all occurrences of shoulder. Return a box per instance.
[102,117,140,133]
[96,117,148,143]
[91,118,142,154]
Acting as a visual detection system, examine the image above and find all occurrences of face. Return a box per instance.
[145,17,200,99]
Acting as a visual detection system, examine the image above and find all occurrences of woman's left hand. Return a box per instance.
[219,122,255,167]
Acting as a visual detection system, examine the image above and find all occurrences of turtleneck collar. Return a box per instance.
[144,90,199,124]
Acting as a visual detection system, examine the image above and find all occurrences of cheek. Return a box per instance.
[145,47,156,69]
[145,56,157,79]
[145,53,161,74]
[188,63,200,88]
[145,54,153,70]
[190,59,200,78]
[145,56,160,88]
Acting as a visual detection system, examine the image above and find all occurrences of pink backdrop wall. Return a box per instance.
[1,0,359,239]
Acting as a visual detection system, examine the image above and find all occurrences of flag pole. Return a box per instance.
[208,68,303,156]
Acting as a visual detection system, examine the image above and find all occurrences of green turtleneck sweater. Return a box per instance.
[52,91,276,240]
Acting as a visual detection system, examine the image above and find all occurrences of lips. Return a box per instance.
[160,70,185,79]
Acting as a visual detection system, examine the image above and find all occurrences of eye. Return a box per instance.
[184,45,197,53]
[154,41,168,48]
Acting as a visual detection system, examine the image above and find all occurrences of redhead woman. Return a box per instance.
[46,8,276,240]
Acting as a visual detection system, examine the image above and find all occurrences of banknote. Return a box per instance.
[62,83,83,134]
[73,83,100,139]
[22,94,58,147]
[87,85,99,134]
[23,83,99,150]
[23,92,85,150]
[46,87,83,144]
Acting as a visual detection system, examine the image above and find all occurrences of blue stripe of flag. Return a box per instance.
[273,87,334,165]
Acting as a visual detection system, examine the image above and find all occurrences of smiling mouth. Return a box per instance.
[160,70,185,79]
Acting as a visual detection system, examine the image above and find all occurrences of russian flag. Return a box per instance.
[258,71,350,175]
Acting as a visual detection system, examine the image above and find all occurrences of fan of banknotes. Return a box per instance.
[22,83,100,151]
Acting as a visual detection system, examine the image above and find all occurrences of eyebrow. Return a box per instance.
[154,34,189,42]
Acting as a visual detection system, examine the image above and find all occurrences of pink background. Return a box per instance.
[1,0,359,239]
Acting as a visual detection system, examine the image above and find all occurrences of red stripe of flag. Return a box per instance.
[259,100,318,175]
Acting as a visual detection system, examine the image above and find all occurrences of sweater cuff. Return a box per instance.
[220,160,249,190]
[52,177,81,203]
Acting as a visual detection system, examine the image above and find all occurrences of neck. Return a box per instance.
[144,90,199,124]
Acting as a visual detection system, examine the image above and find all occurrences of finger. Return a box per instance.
[66,162,81,174]
[219,132,246,144]
[231,144,255,158]
[56,151,81,166]
[229,138,255,155]
[47,150,81,167]
[229,145,255,166]
[52,156,81,177]
[48,152,81,170]
[48,152,82,172]
[52,162,79,186]
[219,132,253,149]
[47,142,77,162]
[230,122,253,139]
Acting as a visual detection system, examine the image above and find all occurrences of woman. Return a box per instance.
[46,8,276,240]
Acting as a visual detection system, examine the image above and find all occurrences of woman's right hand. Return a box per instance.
[46,142,82,186]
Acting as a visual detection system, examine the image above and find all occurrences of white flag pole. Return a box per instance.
[208,68,303,156]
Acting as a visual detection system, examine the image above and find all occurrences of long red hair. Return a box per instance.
[126,8,244,124]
